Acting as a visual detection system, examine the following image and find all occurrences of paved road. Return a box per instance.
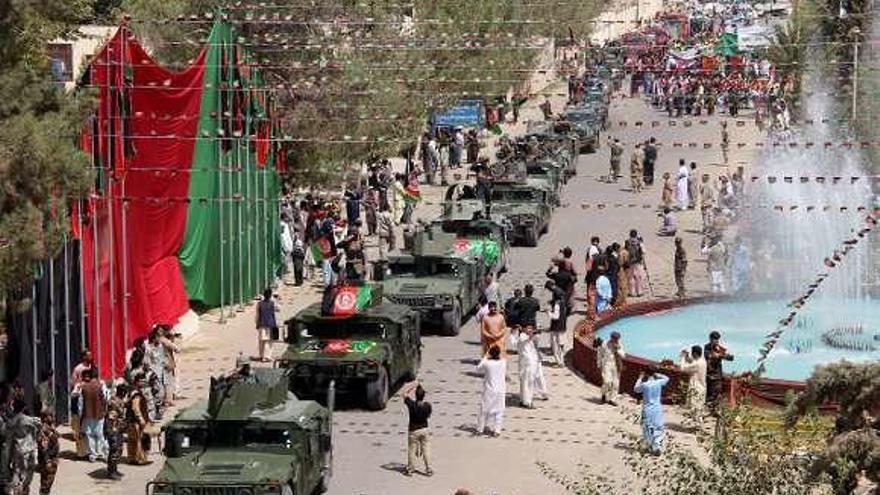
[326,93,762,495]
[45,85,761,495]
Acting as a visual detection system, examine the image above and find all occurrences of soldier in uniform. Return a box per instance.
[720,121,730,165]
[629,143,644,193]
[104,384,127,479]
[126,374,150,466]
[6,399,40,495]
[36,412,59,494]
[608,138,623,182]
[674,237,688,298]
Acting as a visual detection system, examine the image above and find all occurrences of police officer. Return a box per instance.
[105,384,128,479]
[37,411,59,494]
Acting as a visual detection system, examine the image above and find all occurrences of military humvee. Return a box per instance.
[438,187,511,275]
[382,228,489,336]
[279,299,421,411]
[147,367,332,495]
[561,107,602,152]
[489,177,553,247]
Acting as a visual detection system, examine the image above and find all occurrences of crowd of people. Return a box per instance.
[0,324,182,494]
[595,329,735,455]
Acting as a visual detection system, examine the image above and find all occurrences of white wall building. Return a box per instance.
[48,25,116,91]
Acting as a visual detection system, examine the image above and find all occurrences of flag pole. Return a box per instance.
[217,26,227,325]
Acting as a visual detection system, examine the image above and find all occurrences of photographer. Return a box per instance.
[704,330,734,413]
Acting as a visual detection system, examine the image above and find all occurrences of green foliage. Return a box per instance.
[0,1,94,295]
[765,1,816,114]
[786,362,880,493]
[116,0,601,186]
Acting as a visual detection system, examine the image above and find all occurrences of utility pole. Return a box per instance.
[852,27,861,120]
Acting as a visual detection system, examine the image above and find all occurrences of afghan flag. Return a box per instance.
[310,236,333,263]
[332,285,373,316]
[402,184,422,204]
[453,238,500,266]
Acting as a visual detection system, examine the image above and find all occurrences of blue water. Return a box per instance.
[597,299,880,380]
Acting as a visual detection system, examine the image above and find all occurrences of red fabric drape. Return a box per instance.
[78,26,206,376]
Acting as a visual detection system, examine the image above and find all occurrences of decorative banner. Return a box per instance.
[454,238,500,266]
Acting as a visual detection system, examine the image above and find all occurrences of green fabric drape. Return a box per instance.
[178,21,281,308]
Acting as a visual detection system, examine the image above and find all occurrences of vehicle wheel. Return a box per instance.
[523,227,539,247]
[283,481,294,495]
[441,300,462,337]
[365,366,389,411]
[540,220,549,235]
[585,143,596,153]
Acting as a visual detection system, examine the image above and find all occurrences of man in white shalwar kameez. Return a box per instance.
[597,331,625,405]
[517,327,548,408]
[476,345,507,436]
[679,345,707,424]
[675,159,690,210]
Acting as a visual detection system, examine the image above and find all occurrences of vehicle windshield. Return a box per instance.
[388,259,459,278]
[440,221,497,238]
[164,424,295,457]
[491,188,540,202]
[301,320,388,338]
[564,112,595,122]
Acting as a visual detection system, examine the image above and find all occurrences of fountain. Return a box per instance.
[586,47,880,387]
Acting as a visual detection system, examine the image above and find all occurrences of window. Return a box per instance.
[47,44,73,83]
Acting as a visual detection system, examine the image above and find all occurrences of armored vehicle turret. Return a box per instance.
[147,367,332,495]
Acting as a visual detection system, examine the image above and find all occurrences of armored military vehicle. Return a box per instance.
[561,107,602,153]
[382,227,489,336]
[520,123,578,179]
[488,163,553,247]
[438,185,511,274]
[148,367,332,495]
[279,296,421,411]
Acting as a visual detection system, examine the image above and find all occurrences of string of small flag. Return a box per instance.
[753,208,880,376]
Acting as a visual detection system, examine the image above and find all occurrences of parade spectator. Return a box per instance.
[597,331,625,405]
[126,373,150,466]
[6,399,41,494]
[450,126,464,169]
[79,368,106,462]
[643,137,658,186]
[403,382,433,477]
[675,158,690,210]
[658,208,677,237]
[661,172,674,209]
[517,325,548,408]
[625,230,645,298]
[476,346,506,437]
[702,236,727,294]
[70,350,93,457]
[37,411,59,494]
[615,243,630,309]
[679,345,707,424]
[105,384,127,479]
[704,331,734,413]
[687,162,698,209]
[629,143,644,193]
[503,288,523,330]
[480,301,506,356]
[608,138,623,182]
[674,237,688,298]
[517,284,541,332]
[545,281,567,366]
[255,288,278,363]
[36,369,55,416]
[634,368,669,455]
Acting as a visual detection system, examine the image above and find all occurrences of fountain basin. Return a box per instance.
[572,297,879,406]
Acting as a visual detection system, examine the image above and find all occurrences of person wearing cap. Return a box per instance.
[597,331,625,405]
[704,331,734,413]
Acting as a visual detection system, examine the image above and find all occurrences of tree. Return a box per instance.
[115,0,602,187]
[0,1,94,295]
[786,362,880,494]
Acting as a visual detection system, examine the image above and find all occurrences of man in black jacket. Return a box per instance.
[643,137,658,186]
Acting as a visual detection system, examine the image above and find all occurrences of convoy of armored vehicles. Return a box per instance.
[146,65,612,494]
